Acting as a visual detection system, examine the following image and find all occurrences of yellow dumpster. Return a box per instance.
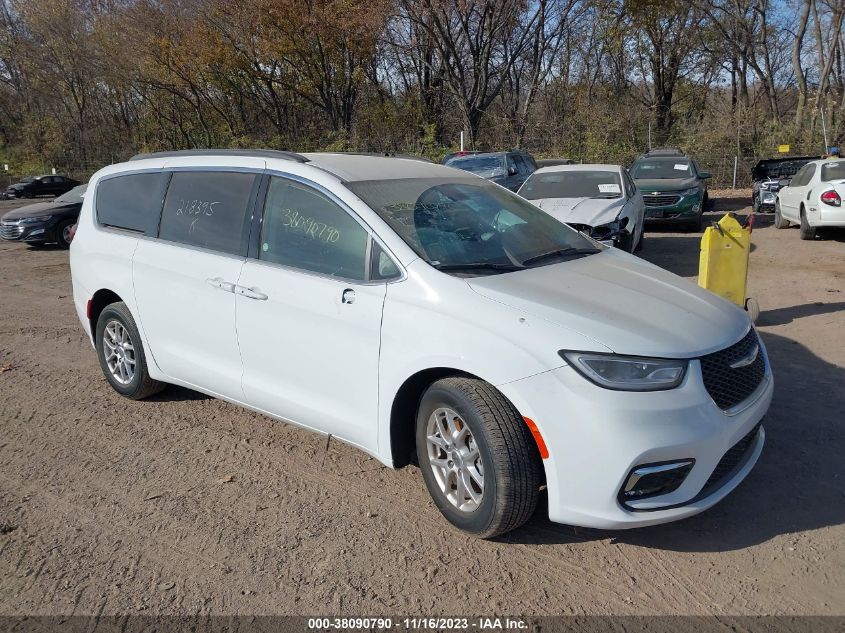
[698,212,759,322]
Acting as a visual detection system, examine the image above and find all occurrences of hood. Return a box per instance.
[532,197,624,227]
[1,200,72,220]
[466,249,749,358]
[475,168,506,180]
[633,177,698,192]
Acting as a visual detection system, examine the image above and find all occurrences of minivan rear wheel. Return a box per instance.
[415,377,541,538]
[95,302,165,399]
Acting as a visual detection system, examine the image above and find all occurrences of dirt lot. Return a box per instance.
[1,190,844,618]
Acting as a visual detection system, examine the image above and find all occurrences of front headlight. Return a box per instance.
[678,187,700,197]
[19,216,50,223]
[560,351,688,391]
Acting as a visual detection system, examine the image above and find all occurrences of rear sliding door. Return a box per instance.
[133,170,260,400]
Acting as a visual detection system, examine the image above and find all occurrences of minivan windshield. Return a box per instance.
[520,170,622,200]
[55,184,87,203]
[630,159,692,179]
[446,156,504,174]
[348,176,601,274]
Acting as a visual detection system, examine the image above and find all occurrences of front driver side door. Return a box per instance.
[780,164,810,220]
[235,175,389,451]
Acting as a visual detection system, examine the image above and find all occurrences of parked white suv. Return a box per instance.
[70,150,773,537]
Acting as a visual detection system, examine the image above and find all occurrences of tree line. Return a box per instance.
[1,0,844,186]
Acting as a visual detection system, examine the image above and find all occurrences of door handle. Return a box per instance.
[236,285,268,301]
[206,277,235,292]
[341,288,355,304]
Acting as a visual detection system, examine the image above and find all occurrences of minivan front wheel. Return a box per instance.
[416,377,541,538]
[95,302,165,399]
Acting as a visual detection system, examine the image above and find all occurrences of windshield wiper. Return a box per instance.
[590,194,620,199]
[432,262,525,273]
[521,247,600,266]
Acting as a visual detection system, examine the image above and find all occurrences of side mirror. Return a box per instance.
[699,171,712,179]
[778,178,791,187]
[508,167,518,176]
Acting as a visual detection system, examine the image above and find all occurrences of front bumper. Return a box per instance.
[643,193,701,222]
[498,346,772,529]
[0,219,56,243]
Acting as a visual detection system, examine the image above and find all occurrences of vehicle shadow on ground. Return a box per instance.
[503,332,845,552]
[148,385,212,402]
[713,197,751,213]
[758,301,845,326]
[639,235,702,278]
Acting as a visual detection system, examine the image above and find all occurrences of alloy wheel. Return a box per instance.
[426,407,484,512]
[103,320,136,385]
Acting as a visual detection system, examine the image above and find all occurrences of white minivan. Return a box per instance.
[70,150,773,537]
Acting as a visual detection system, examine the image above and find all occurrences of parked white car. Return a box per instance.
[518,164,645,252]
[70,150,772,537]
[775,158,845,239]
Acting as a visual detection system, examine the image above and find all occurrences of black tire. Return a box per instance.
[799,206,816,240]
[774,201,789,228]
[56,219,74,249]
[634,227,644,252]
[95,302,166,399]
[617,231,635,253]
[415,377,542,538]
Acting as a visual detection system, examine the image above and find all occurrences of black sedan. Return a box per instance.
[1,184,86,249]
[3,174,80,199]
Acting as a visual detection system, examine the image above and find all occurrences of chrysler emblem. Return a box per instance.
[730,343,759,369]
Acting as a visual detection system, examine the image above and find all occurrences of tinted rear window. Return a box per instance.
[821,161,845,181]
[96,172,169,235]
[158,171,256,256]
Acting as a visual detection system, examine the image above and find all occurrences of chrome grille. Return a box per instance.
[700,329,766,410]
[643,194,681,207]
[0,222,24,240]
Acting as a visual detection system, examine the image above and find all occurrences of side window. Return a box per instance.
[506,154,517,174]
[793,165,810,187]
[802,163,816,185]
[260,177,369,280]
[370,241,401,281]
[96,172,170,235]
[158,171,256,256]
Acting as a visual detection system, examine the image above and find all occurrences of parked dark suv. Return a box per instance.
[445,150,537,191]
[1,183,86,248]
[630,149,711,231]
[4,174,80,199]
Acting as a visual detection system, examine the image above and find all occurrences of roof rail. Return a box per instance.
[129,149,310,163]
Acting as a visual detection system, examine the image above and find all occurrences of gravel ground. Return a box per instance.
[0,192,843,617]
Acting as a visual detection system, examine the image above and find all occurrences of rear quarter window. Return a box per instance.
[96,172,170,235]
